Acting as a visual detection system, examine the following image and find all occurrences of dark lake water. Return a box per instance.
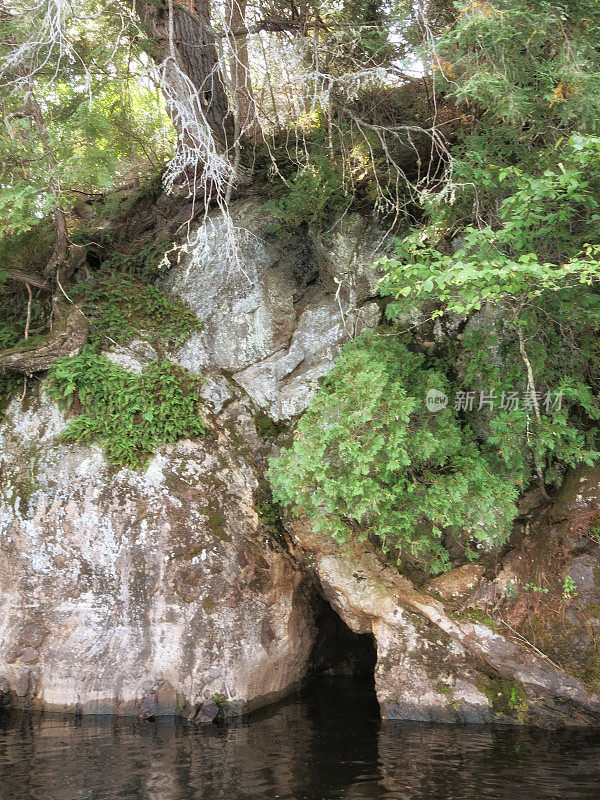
[2,680,600,800]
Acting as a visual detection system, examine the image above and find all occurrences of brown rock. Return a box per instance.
[191,698,220,724]
[289,517,600,727]
[4,646,24,664]
[19,648,39,665]
[426,564,485,601]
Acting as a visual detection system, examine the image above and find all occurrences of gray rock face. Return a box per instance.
[233,295,381,421]
[104,338,160,374]
[166,201,381,420]
[289,519,500,724]
[310,213,389,304]
[165,201,306,376]
[374,618,495,724]
[3,199,598,727]
[0,202,388,719]
[0,391,316,716]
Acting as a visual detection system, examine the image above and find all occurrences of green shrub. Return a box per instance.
[379,135,600,489]
[266,155,346,231]
[48,349,207,468]
[71,273,201,349]
[93,236,171,283]
[268,332,522,574]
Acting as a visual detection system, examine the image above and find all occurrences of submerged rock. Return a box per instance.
[190,698,220,724]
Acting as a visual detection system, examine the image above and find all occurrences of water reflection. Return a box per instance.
[1,681,599,799]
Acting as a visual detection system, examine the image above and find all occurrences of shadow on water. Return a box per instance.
[1,678,600,799]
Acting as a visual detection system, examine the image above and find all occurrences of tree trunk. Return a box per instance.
[139,0,231,147]
[226,0,260,137]
[4,269,52,291]
[23,85,73,282]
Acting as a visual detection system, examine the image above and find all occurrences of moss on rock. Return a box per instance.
[478,677,528,721]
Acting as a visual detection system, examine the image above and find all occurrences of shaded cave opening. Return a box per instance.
[304,596,379,712]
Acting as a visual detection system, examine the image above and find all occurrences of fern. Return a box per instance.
[48,350,207,469]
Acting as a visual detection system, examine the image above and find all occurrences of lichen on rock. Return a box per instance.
[0,387,316,716]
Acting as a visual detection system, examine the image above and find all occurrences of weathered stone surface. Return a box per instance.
[3,198,600,729]
[374,619,495,723]
[288,520,498,723]
[166,202,381,421]
[0,389,316,716]
[288,517,600,726]
[0,675,12,707]
[0,203,386,718]
[104,338,160,374]
[166,201,301,375]
[139,692,159,719]
[310,213,389,305]
[233,296,381,421]
[466,466,600,694]
[426,564,485,602]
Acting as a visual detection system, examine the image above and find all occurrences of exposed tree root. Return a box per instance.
[4,269,52,291]
[0,297,89,374]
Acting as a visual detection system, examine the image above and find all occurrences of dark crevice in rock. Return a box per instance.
[307,594,377,684]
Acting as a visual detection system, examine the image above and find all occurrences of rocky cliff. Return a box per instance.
[1,200,600,727]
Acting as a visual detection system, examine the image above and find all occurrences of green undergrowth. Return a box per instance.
[268,330,523,575]
[479,677,528,721]
[100,239,169,282]
[71,272,201,349]
[265,153,347,233]
[0,219,55,278]
[74,231,172,284]
[67,188,200,352]
[48,348,207,468]
[0,272,48,351]
[0,182,198,414]
[212,692,228,711]
[0,271,50,416]
[254,410,288,440]
[0,373,21,420]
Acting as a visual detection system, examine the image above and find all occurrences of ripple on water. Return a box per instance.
[1,681,600,800]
